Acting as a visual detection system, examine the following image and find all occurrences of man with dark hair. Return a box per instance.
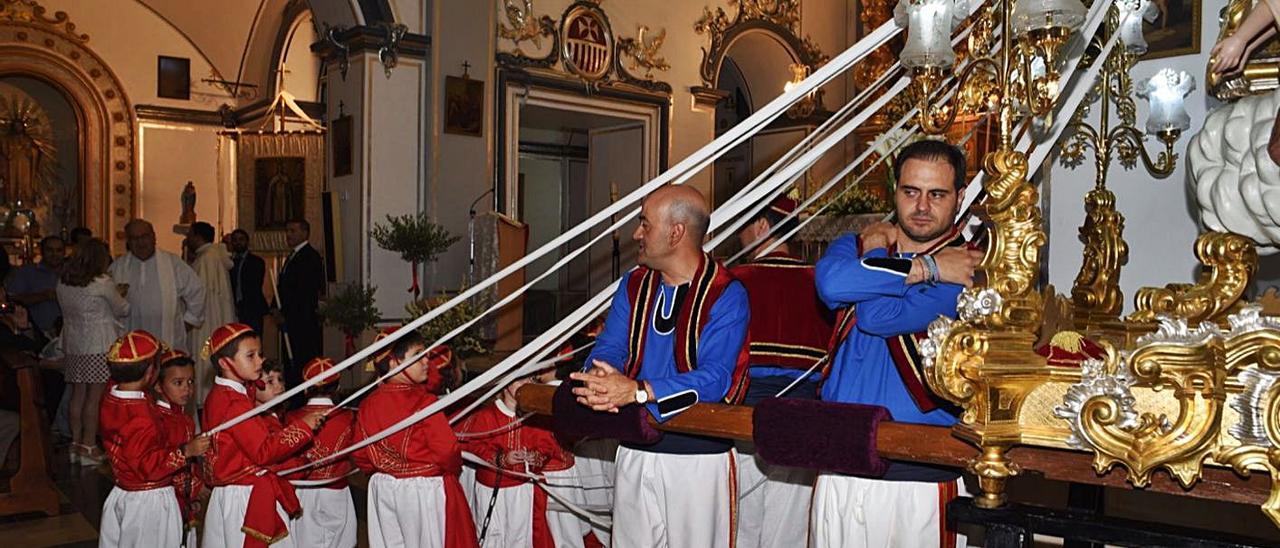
[186,221,236,403]
[730,196,833,548]
[570,185,750,548]
[811,139,982,546]
[6,235,65,332]
[68,227,92,247]
[228,229,267,334]
[275,218,325,404]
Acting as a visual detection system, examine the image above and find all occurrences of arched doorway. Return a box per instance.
[0,75,80,238]
[710,29,812,209]
[0,7,136,253]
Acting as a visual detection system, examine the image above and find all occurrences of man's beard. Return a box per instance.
[901,215,953,243]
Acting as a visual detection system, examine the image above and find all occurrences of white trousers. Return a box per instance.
[573,438,617,545]
[99,485,183,548]
[543,467,589,548]
[612,446,735,548]
[293,486,358,548]
[735,441,815,548]
[203,485,297,548]
[471,482,534,548]
[809,474,965,548]
[366,473,447,548]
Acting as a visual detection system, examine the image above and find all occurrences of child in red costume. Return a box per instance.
[200,323,323,548]
[153,349,206,546]
[354,327,477,548]
[458,375,576,548]
[99,330,210,547]
[283,357,358,548]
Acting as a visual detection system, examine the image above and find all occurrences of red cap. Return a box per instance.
[768,196,798,217]
[157,348,191,367]
[371,326,400,364]
[107,330,162,365]
[203,322,255,359]
[303,357,339,386]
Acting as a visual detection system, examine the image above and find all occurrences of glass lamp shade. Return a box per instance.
[1138,68,1195,134]
[1011,0,1087,37]
[1116,0,1158,54]
[895,0,967,70]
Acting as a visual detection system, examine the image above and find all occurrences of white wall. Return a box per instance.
[1043,0,1226,314]
[42,0,231,109]
[428,0,493,293]
[136,124,224,253]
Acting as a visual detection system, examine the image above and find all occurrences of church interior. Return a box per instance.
[6,0,1280,546]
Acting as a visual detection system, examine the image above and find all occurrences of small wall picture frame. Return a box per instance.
[157,56,191,100]
[331,115,353,177]
[444,75,484,137]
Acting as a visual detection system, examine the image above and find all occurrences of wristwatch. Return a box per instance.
[635,385,650,404]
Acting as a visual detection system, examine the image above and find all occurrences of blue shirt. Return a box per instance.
[5,263,60,332]
[588,269,750,453]
[814,235,962,427]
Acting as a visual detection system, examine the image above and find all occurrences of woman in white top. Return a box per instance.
[56,238,129,465]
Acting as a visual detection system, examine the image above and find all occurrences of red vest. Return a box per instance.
[622,254,751,405]
[731,251,834,371]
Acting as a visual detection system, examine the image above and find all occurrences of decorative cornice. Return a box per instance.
[311,25,430,59]
[495,1,672,95]
[135,104,224,126]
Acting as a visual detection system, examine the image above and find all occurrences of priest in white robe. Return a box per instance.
[185,221,237,402]
[109,219,206,359]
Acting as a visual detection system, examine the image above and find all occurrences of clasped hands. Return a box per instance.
[569,360,646,413]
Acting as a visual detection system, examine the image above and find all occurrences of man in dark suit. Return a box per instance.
[228,229,268,334]
[274,219,325,402]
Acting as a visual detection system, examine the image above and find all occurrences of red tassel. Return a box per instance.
[408,262,421,300]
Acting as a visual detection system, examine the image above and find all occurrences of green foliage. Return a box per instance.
[817,182,893,216]
[370,213,460,264]
[319,283,380,338]
[405,291,489,358]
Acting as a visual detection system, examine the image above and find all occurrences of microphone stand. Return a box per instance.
[468,189,495,285]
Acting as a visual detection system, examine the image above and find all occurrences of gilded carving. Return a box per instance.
[617,25,669,79]
[1055,328,1226,488]
[1128,232,1258,324]
[1071,187,1127,323]
[970,149,1044,331]
[498,0,555,56]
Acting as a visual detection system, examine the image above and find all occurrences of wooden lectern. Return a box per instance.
[475,211,528,352]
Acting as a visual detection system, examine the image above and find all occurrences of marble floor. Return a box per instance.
[0,444,372,547]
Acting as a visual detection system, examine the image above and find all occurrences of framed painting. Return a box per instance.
[444,75,484,137]
[254,157,306,230]
[1141,0,1200,60]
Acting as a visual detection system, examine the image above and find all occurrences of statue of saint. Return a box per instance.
[180,181,197,224]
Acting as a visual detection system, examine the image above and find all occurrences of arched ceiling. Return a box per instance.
[134,0,373,100]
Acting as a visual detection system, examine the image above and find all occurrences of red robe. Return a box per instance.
[99,389,189,491]
[457,400,574,548]
[155,399,205,529]
[354,382,478,548]
[202,377,313,548]
[284,398,356,488]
